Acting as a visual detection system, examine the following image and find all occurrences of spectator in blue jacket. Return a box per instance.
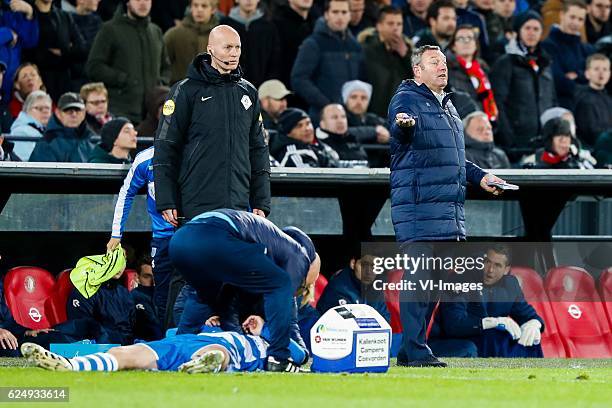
[29,92,95,162]
[291,0,364,120]
[388,45,505,367]
[541,0,595,109]
[317,255,391,322]
[437,246,545,357]
[0,0,38,102]
[10,90,52,161]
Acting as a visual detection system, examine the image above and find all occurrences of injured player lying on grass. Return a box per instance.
[21,315,308,374]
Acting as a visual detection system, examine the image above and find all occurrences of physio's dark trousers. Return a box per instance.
[169,218,294,360]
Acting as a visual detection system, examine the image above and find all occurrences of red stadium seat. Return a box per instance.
[44,269,74,326]
[3,266,55,330]
[309,274,329,308]
[599,268,612,327]
[384,269,404,334]
[123,269,139,292]
[510,266,567,358]
[544,266,612,358]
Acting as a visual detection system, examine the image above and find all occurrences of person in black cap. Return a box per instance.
[269,107,339,167]
[29,92,95,162]
[88,117,137,164]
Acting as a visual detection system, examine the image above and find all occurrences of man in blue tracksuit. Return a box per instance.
[65,276,135,346]
[388,45,506,366]
[106,146,175,328]
[437,246,545,357]
[317,256,391,323]
[169,209,320,372]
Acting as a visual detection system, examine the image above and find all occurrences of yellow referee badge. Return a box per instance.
[163,99,175,116]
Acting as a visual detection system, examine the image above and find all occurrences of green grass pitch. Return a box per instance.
[1,358,611,407]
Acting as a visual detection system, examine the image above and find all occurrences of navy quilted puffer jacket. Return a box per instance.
[388,80,486,242]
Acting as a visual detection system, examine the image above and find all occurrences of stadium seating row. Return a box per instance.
[511,266,612,358]
[4,265,611,358]
[355,266,612,358]
[2,266,137,330]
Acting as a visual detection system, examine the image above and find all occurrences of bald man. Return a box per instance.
[154,25,271,228]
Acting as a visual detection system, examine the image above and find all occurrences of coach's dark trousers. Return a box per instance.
[168,218,293,360]
[397,242,437,362]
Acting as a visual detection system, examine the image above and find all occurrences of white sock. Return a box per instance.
[70,352,119,371]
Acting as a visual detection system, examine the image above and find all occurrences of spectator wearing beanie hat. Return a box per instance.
[490,11,557,159]
[269,108,339,168]
[341,80,390,146]
[88,117,137,164]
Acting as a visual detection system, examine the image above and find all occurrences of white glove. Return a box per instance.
[482,317,522,340]
[518,319,542,347]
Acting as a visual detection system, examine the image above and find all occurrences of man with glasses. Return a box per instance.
[80,82,114,135]
[29,92,95,162]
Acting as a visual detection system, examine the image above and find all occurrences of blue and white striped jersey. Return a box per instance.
[111,147,174,239]
[196,331,268,372]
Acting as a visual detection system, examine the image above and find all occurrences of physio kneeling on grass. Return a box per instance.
[168,209,320,373]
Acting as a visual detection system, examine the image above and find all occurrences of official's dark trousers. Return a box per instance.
[169,219,293,360]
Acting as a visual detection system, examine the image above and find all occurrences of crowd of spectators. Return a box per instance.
[0,0,610,168]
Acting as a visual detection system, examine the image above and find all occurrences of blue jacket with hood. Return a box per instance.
[388,80,487,242]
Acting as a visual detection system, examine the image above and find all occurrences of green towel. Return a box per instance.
[70,245,127,299]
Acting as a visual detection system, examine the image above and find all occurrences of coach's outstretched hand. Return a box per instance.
[395,113,416,128]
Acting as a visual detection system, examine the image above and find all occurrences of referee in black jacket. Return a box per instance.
[154,25,271,226]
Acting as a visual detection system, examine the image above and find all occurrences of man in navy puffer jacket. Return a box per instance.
[388,45,506,367]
